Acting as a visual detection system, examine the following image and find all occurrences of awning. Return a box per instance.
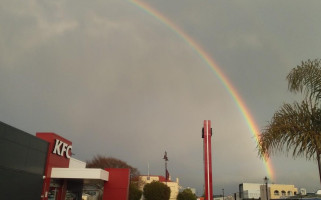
[51,168,109,181]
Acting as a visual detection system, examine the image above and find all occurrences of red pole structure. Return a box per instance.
[202,120,213,200]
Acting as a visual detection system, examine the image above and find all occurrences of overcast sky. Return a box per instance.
[1,0,321,196]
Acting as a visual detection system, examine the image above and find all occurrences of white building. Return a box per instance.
[300,188,307,195]
[239,183,262,199]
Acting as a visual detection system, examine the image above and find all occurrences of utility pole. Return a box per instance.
[222,189,225,200]
[264,176,269,200]
[163,151,169,184]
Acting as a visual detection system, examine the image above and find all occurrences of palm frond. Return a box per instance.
[258,100,321,160]
[287,59,321,102]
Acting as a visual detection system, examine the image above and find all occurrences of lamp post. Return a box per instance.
[163,151,168,185]
[264,176,269,200]
[222,189,224,200]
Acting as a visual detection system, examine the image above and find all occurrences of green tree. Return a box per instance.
[258,59,321,186]
[86,155,140,178]
[129,182,142,200]
[143,181,170,200]
[177,188,197,200]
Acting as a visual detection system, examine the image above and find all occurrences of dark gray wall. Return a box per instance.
[0,121,48,199]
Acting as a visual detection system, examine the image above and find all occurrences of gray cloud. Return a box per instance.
[1,0,320,196]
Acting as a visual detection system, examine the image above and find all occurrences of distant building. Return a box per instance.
[233,192,241,200]
[213,195,234,200]
[260,184,298,200]
[136,175,180,200]
[299,188,307,195]
[239,183,262,200]
[213,194,224,200]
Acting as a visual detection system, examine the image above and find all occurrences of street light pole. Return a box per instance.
[264,176,269,200]
[222,189,224,200]
[163,151,168,185]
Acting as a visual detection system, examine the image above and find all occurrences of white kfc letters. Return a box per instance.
[52,139,72,158]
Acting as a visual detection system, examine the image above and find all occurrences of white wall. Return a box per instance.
[69,157,86,168]
[241,183,262,199]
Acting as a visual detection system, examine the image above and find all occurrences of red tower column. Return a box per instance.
[103,168,130,200]
[202,120,213,200]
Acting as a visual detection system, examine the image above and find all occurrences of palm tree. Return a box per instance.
[258,59,321,187]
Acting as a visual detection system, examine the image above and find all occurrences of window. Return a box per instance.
[281,191,286,196]
[288,191,292,196]
[274,190,279,196]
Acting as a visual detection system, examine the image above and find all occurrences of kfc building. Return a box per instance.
[0,121,130,200]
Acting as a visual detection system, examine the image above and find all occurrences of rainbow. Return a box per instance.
[129,0,275,181]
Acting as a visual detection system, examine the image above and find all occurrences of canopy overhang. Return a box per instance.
[51,168,109,181]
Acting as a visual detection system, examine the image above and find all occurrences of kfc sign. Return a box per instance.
[52,139,72,158]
